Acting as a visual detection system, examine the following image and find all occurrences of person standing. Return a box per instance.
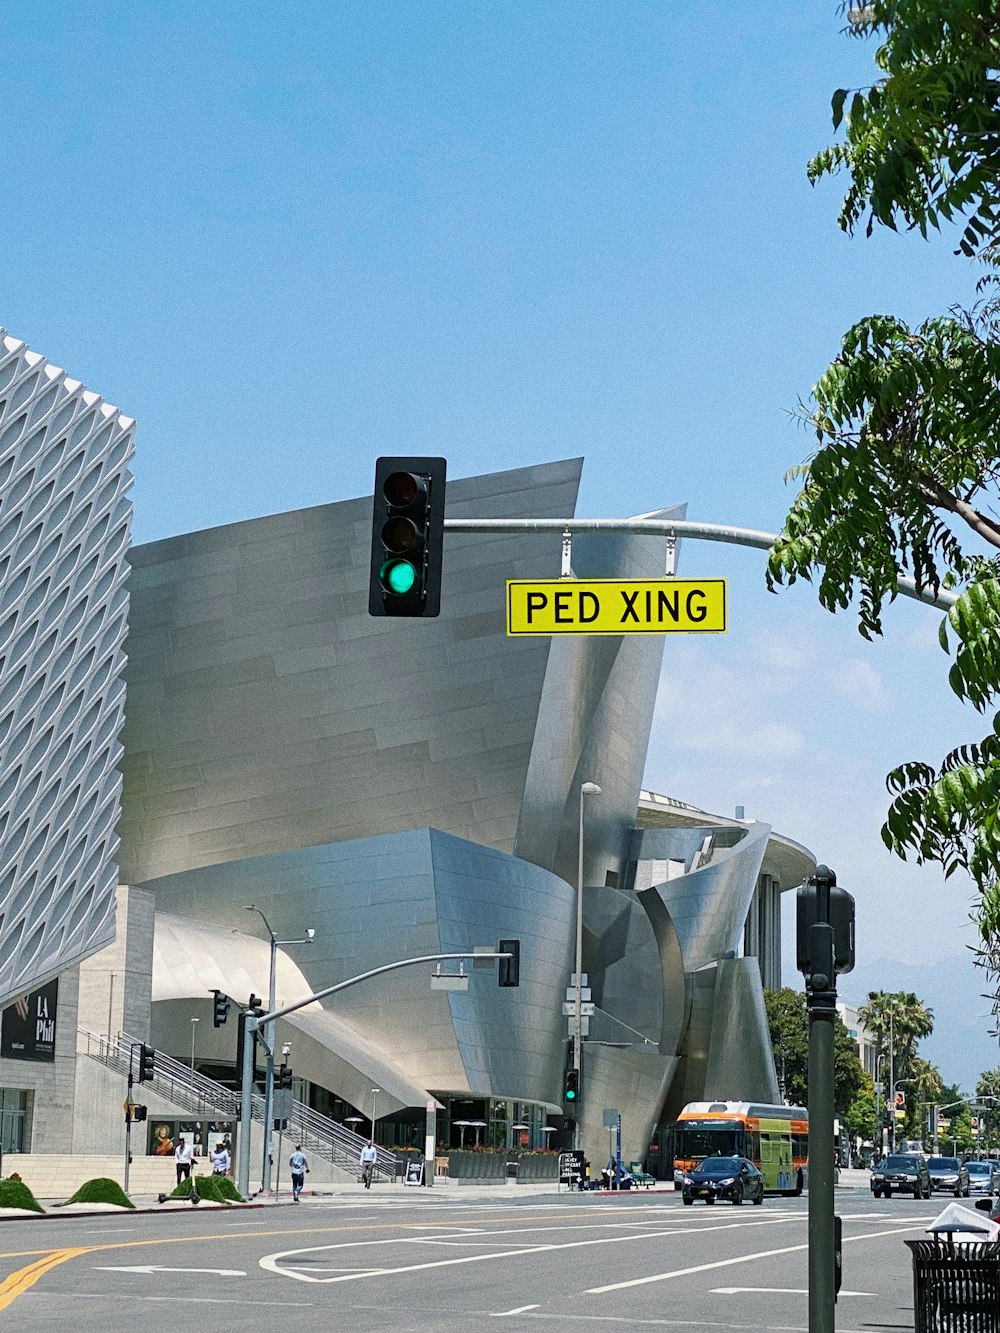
[289,1144,309,1202]
[210,1141,231,1176]
[174,1136,194,1186]
[360,1139,378,1189]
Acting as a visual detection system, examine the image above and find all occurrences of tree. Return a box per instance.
[857,989,934,1085]
[766,3,1000,990]
[764,987,865,1115]
[976,1066,1000,1146]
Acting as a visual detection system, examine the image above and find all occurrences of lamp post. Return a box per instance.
[370,1087,380,1140]
[875,1053,887,1156]
[189,1017,199,1071]
[243,905,315,1192]
[574,781,601,1148]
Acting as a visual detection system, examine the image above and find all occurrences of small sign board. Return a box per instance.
[404,1158,425,1186]
[507,579,727,636]
[562,1001,596,1016]
[602,1108,620,1129]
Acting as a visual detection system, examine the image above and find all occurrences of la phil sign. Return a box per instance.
[1,979,58,1063]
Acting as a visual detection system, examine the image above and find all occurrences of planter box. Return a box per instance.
[447,1149,507,1181]
[516,1154,560,1183]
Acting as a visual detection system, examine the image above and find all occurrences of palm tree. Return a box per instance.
[858,991,935,1126]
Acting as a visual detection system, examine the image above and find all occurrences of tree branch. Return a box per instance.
[918,472,1000,550]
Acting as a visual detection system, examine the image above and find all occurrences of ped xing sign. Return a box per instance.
[507,578,727,636]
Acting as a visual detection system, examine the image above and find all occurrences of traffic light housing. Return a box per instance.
[277,1065,293,1089]
[498,939,520,988]
[213,989,231,1027]
[133,1104,148,1123]
[138,1043,155,1083]
[368,456,447,618]
[248,993,264,1016]
[564,1067,580,1104]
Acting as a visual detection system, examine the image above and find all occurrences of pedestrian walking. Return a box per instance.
[289,1144,309,1202]
[210,1142,231,1176]
[174,1137,194,1185]
[360,1138,378,1189]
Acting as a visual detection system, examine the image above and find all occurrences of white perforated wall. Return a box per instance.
[0,330,134,1007]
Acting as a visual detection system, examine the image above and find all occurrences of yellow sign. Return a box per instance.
[507,578,727,636]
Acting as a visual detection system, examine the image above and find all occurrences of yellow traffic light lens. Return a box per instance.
[382,515,419,553]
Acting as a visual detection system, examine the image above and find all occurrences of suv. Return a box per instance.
[871,1153,931,1199]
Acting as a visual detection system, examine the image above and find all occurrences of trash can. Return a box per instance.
[905,1240,1000,1332]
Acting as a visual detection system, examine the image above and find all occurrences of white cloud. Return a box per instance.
[828,658,888,710]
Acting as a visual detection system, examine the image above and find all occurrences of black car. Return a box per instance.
[927,1156,970,1196]
[871,1153,931,1199]
[681,1156,765,1206]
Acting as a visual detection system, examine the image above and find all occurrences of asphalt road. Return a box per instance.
[0,1185,941,1330]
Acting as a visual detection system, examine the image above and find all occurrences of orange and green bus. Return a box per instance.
[670,1101,808,1196]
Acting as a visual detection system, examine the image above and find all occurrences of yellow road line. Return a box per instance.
[0,1247,90,1311]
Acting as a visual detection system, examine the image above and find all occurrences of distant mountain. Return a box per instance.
[837,955,1000,1093]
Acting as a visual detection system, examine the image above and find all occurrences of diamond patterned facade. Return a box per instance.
[0,331,133,1007]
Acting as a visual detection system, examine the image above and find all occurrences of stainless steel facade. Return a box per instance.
[113,461,813,1168]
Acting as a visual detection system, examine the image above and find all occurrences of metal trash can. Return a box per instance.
[905,1240,1000,1332]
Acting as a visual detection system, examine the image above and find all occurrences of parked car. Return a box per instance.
[680,1156,765,1206]
[965,1160,1000,1195]
[871,1153,931,1199]
[927,1155,970,1196]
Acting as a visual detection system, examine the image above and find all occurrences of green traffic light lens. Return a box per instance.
[565,1090,576,1100]
[381,559,417,596]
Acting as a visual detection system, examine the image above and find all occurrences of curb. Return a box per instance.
[0,1201,268,1223]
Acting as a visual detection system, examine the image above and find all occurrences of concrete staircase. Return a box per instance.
[77,1028,396,1183]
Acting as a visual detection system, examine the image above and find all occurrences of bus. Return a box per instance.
[670,1101,808,1196]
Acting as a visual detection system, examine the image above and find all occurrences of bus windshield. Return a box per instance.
[673,1123,743,1160]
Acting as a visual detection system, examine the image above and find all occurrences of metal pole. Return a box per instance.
[574,784,584,1145]
[124,1045,134,1195]
[262,934,277,1192]
[190,1017,198,1070]
[441,517,957,613]
[889,1010,894,1154]
[371,1088,379,1140]
[808,1001,836,1333]
[574,781,600,1150]
[237,1017,257,1198]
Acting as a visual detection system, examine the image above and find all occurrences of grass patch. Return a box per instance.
[63,1177,135,1209]
[0,1177,44,1213]
[170,1174,244,1203]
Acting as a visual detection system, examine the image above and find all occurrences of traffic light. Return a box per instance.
[368,456,447,618]
[498,939,520,988]
[277,1065,293,1089]
[138,1043,155,1083]
[564,1067,580,1104]
[213,989,231,1027]
[248,993,264,1016]
[133,1105,148,1123]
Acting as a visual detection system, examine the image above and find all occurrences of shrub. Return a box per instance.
[63,1177,135,1209]
[170,1174,243,1203]
[0,1177,43,1213]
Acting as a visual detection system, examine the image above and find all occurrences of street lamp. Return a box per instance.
[243,905,315,1192]
[370,1088,380,1140]
[190,1017,199,1071]
[574,780,601,1148]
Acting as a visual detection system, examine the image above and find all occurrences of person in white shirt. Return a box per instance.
[174,1137,194,1185]
[210,1143,231,1176]
[360,1139,378,1189]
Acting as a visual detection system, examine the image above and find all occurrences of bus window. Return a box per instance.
[673,1123,743,1161]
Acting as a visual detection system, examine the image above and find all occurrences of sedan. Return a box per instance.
[965,1160,1000,1195]
[681,1156,765,1206]
[927,1156,970,1196]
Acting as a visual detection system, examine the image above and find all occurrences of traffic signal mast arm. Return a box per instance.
[442,518,955,614]
[236,949,514,1196]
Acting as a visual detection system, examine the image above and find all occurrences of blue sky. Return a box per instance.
[2,2,993,1081]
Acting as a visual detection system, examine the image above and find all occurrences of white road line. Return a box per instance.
[587,1222,930,1294]
[492,1304,540,1317]
[261,1216,800,1286]
[711,1287,873,1297]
